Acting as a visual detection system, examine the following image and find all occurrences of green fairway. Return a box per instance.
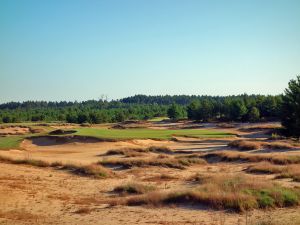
[0,124,55,150]
[75,128,234,140]
[0,136,25,150]
[0,127,233,150]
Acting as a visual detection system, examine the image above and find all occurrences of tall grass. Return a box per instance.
[246,161,300,182]
[99,155,206,169]
[203,151,300,165]
[104,146,173,157]
[228,140,296,151]
[228,140,261,150]
[110,174,300,212]
[0,155,111,178]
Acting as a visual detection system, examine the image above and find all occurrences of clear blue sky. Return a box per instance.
[1,0,300,103]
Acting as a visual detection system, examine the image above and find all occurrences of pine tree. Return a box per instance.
[281,76,300,137]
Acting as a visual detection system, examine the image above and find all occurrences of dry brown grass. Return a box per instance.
[228,140,261,150]
[143,174,177,182]
[113,182,156,195]
[99,154,206,169]
[0,155,57,167]
[239,124,281,132]
[104,148,145,157]
[62,163,112,178]
[110,174,300,212]
[246,162,288,174]
[203,151,300,165]
[228,140,296,151]
[104,146,173,157]
[246,162,300,182]
[250,215,300,225]
[187,173,210,183]
[0,155,112,178]
[275,165,300,182]
[147,146,173,154]
[74,207,93,214]
[263,142,294,150]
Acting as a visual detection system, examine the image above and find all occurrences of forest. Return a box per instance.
[0,94,282,124]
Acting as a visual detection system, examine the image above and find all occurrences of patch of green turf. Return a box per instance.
[0,123,56,150]
[147,117,169,122]
[74,128,234,140]
[0,136,25,150]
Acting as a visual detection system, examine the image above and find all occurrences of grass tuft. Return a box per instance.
[228,140,261,150]
[0,155,111,178]
[99,155,206,169]
[202,151,300,165]
[113,183,156,195]
[110,174,300,212]
[228,140,296,151]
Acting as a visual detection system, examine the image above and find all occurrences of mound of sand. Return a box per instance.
[0,126,30,135]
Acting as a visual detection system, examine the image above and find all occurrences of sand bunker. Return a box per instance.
[27,136,106,146]
[49,129,76,135]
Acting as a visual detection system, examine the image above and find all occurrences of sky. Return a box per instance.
[0,0,300,103]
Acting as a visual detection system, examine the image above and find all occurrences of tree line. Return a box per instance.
[1,76,299,137]
[168,95,282,122]
[0,94,282,124]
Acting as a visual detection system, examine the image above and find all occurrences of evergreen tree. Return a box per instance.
[248,107,260,122]
[187,100,200,120]
[198,99,213,122]
[281,76,300,137]
[115,111,126,122]
[229,100,247,121]
[167,103,182,120]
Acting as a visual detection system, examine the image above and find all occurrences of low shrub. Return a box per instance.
[74,207,92,214]
[62,163,111,178]
[147,146,173,154]
[228,140,261,150]
[113,183,156,195]
[105,148,144,157]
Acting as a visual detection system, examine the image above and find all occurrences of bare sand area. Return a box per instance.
[0,122,299,225]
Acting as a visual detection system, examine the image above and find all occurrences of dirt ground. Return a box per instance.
[0,161,299,225]
[0,122,300,225]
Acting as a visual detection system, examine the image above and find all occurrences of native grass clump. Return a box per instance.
[110,174,300,212]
